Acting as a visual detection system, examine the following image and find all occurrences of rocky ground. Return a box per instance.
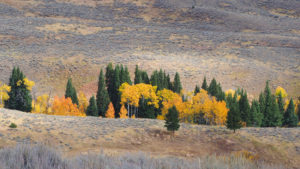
[0,108,300,168]
[0,0,299,98]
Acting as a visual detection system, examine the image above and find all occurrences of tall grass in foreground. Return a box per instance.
[0,144,285,169]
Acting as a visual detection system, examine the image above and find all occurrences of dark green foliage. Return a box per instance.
[112,65,121,116]
[201,76,208,91]
[134,65,150,84]
[150,69,172,91]
[259,93,265,115]
[298,101,300,122]
[138,98,156,119]
[194,85,200,96]
[208,78,218,96]
[282,99,298,127]
[105,63,115,97]
[261,81,282,127]
[65,78,78,105]
[5,67,32,112]
[86,96,98,116]
[277,93,285,116]
[164,106,180,132]
[172,72,182,94]
[9,123,17,128]
[124,67,132,85]
[249,100,263,127]
[238,90,251,126]
[96,69,110,117]
[226,103,242,133]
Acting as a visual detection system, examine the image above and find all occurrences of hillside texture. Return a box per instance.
[0,0,299,97]
[0,108,300,168]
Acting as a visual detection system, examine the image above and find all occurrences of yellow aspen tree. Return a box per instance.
[275,86,287,98]
[119,104,128,119]
[106,102,115,118]
[32,94,50,114]
[0,81,11,107]
[51,96,85,117]
[78,91,88,113]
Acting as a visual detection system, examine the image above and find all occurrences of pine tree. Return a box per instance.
[239,90,251,126]
[194,85,200,96]
[249,100,263,127]
[124,66,132,85]
[65,78,78,105]
[134,65,142,84]
[173,72,182,94]
[164,106,180,134]
[150,70,158,88]
[138,98,156,119]
[96,69,110,117]
[298,101,300,122]
[216,83,225,101]
[282,99,298,127]
[86,96,98,116]
[226,103,242,133]
[201,76,208,91]
[277,92,285,116]
[208,78,218,96]
[5,67,32,112]
[106,63,114,99]
[259,92,265,115]
[112,65,121,116]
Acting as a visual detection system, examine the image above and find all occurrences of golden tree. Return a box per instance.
[51,96,85,116]
[275,86,287,98]
[32,94,51,114]
[119,104,128,119]
[106,102,115,118]
[0,81,11,107]
[78,91,88,113]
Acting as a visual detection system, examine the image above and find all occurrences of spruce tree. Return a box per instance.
[5,67,32,112]
[86,96,98,116]
[105,63,114,99]
[65,78,78,105]
[96,69,111,117]
[124,66,132,85]
[226,103,242,133]
[164,106,180,134]
[239,90,251,126]
[208,78,218,96]
[141,71,150,84]
[201,76,208,91]
[249,100,263,127]
[112,65,121,116]
[298,101,300,122]
[194,85,200,96]
[134,65,142,84]
[282,99,298,127]
[173,72,182,94]
[277,92,285,116]
[150,70,158,87]
[138,98,156,119]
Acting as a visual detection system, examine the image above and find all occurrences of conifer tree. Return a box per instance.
[138,98,156,119]
[226,103,242,133]
[249,100,263,127]
[65,78,78,105]
[277,92,285,116]
[112,65,121,116]
[282,99,298,127]
[194,85,200,96]
[134,65,142,84]
[239,90,251,125]
[173,72,182,94]
[124,66,132,85]
[164,106,180,134]
[96,69,110,117]
[5,67,32,112]
[86,96,98,116]
[105,63,114,99]
[208,78,218,96]
[201,76,208,91]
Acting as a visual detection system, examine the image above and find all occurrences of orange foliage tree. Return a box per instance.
[106,102,115,118]
[51,96,85,116]
[119,104,128,119]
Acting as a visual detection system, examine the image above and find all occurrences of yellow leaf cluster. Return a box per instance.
[23,78,35,91]
[32,94,51,114]
[50,96,85,117]
[275,86,287,98]
[78,91,88,113]
[106,102,115,118]
[119,104,128,119]
[0,81,11,107]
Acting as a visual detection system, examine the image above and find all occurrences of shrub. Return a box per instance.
[9,123,17,128]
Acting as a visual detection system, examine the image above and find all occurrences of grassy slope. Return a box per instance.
[0,108,299,168]
[0,0,299,98]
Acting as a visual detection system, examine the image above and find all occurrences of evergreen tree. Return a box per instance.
[282,99,298,127]
[173,72,182,94]
[201,76,208,91]
[141,71,150,84]
[138,98,156,119]
[298,101,300,122]
[164,106,180,133]
[124,66,132,85]
[105,63,114,99]
[226,103,242,133]
[65,78,78,105]
[277,92,285,116]
[112,65,121,116]
[194,85,200,96]
[86,96,98,116]
[208,78,218,96]
[216,83,225,101]
[259,92,265,115]
[239,90,251,125]
[150,70,158,88]
[134,65,142,84]
[249,100,263,127]
[96,69,111,117]
[5,67,32,112]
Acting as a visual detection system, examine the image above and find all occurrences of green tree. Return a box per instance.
[282,99,298,127]
[173,72,182,94]
[164,106,180,134]
[239,90,251,125]
[105,63,114,99]
[277,92,285,116]
[86,96,98,116]
[124,66,132,85]
[249,100,263,127]
[65,78,78,105]
[134,65,142,84]
[112,65,121,116]
[201,76,208,91]
[208,78,217,96]
[138,98,156,119]
[226,103,242,133]
[96,69,111,117]
[194,85,200,96]
[5,67,32,112]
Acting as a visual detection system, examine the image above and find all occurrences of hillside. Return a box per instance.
[0,108,299,168]
[0,0,299,98]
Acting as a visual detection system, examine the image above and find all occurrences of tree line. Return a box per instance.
[1,65,299,132]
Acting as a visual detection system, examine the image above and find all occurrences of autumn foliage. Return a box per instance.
[119,104,128,119]
[50,96,85,117]
[106,102,115,118]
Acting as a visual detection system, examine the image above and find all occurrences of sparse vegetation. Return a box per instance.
[9,123,17,128]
